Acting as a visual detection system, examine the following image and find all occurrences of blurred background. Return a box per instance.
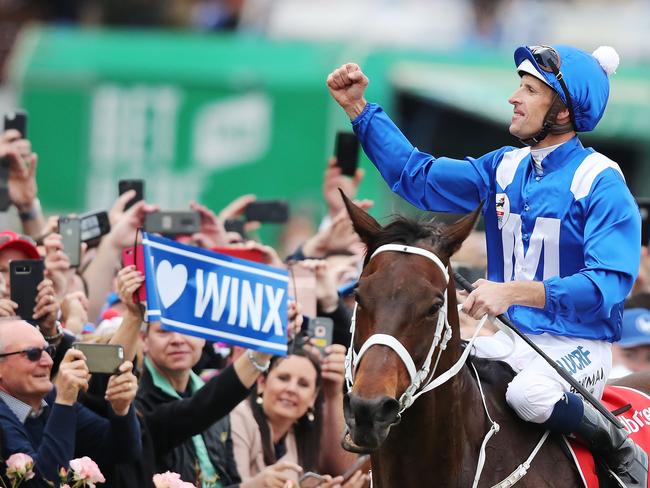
[1,0,649,241]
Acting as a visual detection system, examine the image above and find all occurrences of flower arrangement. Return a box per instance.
[1,454,105,488]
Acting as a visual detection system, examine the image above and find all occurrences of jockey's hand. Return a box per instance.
[461,279,512,319]
[461,279,546,319]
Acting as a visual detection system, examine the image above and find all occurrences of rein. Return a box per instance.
[344,243,489,415]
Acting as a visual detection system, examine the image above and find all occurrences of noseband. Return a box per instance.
[344,243,488,415]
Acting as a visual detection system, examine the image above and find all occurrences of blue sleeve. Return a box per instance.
[74,403,142,465]
[352,103,498,213]
[0,404,77,486]
[543,172,640,321]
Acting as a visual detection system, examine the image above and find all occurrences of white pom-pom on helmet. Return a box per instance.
[592,46,620,76]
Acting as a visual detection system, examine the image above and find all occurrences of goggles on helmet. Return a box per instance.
[529,45,575,129]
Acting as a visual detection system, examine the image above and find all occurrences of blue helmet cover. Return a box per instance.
[514,45,610,132]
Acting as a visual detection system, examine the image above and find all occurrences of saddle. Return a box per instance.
[468,354,650,488]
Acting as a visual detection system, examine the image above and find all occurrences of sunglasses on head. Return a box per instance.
[0,345,56,362]
[529,45,576,128]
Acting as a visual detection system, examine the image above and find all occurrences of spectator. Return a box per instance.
[0,318,141,486]
[0,230,71,376]
[231,342,363,487]
[92,265,277,487]
[611,293,650,378]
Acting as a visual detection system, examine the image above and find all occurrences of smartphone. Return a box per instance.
[210,247,267,264]
[121,245,146,302]
[145,211,201,236]
[80,210,111,244]
[298,472,327,488]
[0,157,9,211]
[244,200,289,223]
[224,219,247,239]
[637,198,650,246]
[10,259,44,323]
[308,317,334,352]
[335,131,359,177]
[118,179,144,211]
[341,455,370,483]
[58,216,81,267]
[72,343,124,374]
[4,111,27,138]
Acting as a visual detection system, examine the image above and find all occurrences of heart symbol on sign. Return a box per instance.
[155,260,188,308]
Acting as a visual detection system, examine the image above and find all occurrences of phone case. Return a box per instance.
[73,343,124,374]
[3,111,27,137]
[308,317,334,351]
[121,245,147,302]
[144,211,200,236]
[10,259,44,322]
[335,131,359,177]
[118,180,144,210]
[59,217,81,267]
[244,201,289,223]
[80,211,111,243]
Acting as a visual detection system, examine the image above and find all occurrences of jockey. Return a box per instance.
[327,45,648,487]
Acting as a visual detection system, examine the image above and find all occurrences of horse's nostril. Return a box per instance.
[346,393,400,427]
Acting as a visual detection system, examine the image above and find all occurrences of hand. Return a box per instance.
[116,265,145,320]
[287,301,303,341]
[33,278,59,334]
[319,475,345,488]
[323,158,364,218]
[60,291,89,325]
[294,260,338,314]
[43,233,70,299]
[0,298,17,317]
[461,279,512,319]
[189,201,228,248]
[218,194,261,236]
[319,344,347,398]
[227,240,285,269]
[341,471,369,488]
[247,460,302,488]
[55,348,90,405]
[106,200,159,249]
[1,129,39,210]
[105,361,137,416]
[109,189,136,227]
[302,202,372,258]
[326,63,369,120]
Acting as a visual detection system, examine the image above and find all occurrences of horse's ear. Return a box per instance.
[340,189,382,245]
[438,201,484,257]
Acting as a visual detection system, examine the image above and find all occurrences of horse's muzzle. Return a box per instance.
[342,392,401,452]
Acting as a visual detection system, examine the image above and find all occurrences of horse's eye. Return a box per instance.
[428,302,442,316]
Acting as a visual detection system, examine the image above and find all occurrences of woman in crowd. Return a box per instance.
[231,341,368,487]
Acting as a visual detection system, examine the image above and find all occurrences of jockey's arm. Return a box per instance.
[462,279,545,319]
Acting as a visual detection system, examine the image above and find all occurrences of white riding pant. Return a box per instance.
[472,331,612,424]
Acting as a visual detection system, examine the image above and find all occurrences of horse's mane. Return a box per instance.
[367,215,445,258]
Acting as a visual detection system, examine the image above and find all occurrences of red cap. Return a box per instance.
[0,230,41,260]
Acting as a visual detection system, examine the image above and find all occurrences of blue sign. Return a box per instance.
[142,232,288,355]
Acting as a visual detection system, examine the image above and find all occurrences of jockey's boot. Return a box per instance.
[576,401,648,488]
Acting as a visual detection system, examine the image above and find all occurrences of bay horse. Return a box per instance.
[340,196,587,487]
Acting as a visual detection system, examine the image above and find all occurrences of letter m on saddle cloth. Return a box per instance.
[142,232,288,355]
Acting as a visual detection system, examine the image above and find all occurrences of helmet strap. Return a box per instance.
[519,93,573,147]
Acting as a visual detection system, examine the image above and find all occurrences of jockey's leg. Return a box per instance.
[502,337,648,488]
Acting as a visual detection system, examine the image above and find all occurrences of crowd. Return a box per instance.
[0,124,371,487]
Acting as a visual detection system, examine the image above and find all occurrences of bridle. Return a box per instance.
[344,243,489,416]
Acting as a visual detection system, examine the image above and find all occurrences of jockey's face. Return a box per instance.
[508,74,556,141]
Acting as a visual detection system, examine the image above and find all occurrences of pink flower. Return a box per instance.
[69,456,105,487]
[5,453,35,480]
[152,471,194,488]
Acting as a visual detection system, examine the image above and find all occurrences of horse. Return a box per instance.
[339,195,600,487]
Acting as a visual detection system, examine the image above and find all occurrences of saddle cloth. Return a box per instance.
[565,385,650,488]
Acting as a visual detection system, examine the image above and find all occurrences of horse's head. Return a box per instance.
[340,193,482,453]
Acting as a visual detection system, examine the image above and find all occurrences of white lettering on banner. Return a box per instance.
[193,270,285,336]
[501,213,561,281]
[619,407,650,434]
